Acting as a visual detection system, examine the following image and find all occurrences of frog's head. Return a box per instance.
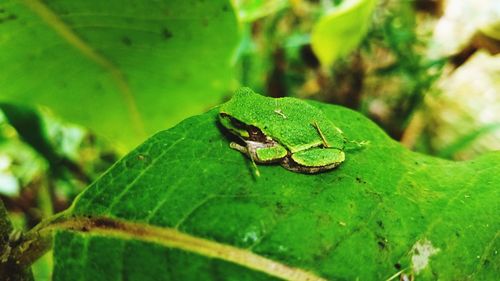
[219,87,261,140]
[219,113,269,143]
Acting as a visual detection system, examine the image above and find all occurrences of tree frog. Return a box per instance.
[219,87,347,174]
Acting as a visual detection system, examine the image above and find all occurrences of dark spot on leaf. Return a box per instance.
[202,17,209,27]
[275,201,284,210]
[394,263,401,270]
[222,4,229,12]
[376,234,387,250]
[483,259,490,266]
[0,8,5,13]
[377,220,384,229]
[122,36,132,46]
[275,201,287,215]
[162,28,173,40]
[0,13,16,24]
[455,231,460,237]
[377,240,386,250]
[355,176,366,184]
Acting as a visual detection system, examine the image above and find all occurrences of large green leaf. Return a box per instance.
[0,0,238,149]
[31,101,498,280]
[311,0,376,66]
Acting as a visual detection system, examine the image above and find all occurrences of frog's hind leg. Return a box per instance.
[254,145,288,164]
[282,147,345,174]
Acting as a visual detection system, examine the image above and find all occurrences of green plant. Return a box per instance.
[1,1,498,280]
[2,101,498,280]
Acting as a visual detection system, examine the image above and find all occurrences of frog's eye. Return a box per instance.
[246,127,267,143]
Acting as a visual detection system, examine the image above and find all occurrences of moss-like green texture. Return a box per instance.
[219,88,346,152]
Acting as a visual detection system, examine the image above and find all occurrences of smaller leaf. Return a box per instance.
[311,0,376,66]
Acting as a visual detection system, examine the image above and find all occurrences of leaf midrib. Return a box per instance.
[45,216,329,281]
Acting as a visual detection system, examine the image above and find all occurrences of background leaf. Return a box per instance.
[0,0,239,149]
[232,0,289,22]
[311,0,376,66]
[41,101,499,280]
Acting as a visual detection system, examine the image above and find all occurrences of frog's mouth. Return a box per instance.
[219,113,269,143]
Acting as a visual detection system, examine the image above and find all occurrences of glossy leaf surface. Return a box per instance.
[48,101,499,280]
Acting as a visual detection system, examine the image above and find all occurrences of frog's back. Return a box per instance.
[220,88,345,152]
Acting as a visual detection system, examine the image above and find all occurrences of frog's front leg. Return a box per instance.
[229,142,249,155]
[282,147,345,174]
[230,140,288,164]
